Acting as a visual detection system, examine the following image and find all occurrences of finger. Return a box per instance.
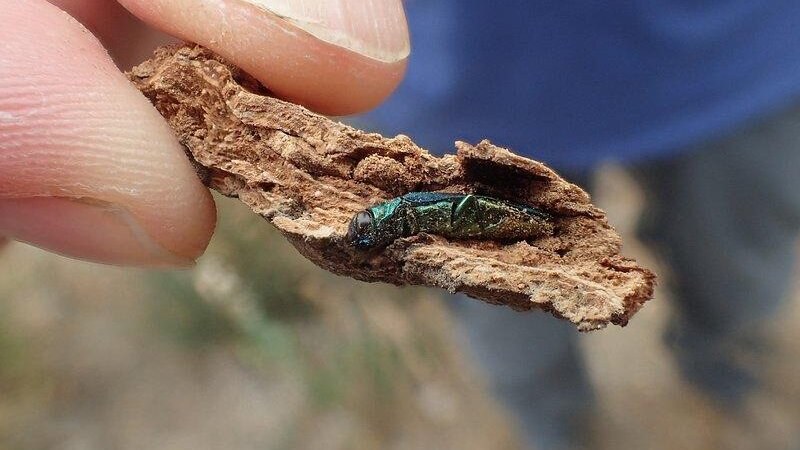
[48,0,177,69]
[0,0,216,267]
[116,0,410,115]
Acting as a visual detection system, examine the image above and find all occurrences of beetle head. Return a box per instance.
[346,210,377,248]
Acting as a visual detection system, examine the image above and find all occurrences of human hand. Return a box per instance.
[0,0,409,267]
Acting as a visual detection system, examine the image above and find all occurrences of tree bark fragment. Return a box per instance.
[128,44,656,331]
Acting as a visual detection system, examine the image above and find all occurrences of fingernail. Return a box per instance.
[240,0,410,62]
[0,197,195,267]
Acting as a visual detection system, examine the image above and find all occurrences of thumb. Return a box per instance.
[116,0,410,115]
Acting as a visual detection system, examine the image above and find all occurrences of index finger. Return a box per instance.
[116,0,410,115]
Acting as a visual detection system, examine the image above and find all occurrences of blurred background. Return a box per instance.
[5,1,800,449]
[2,173,799,450]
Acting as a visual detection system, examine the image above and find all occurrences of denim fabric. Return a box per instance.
[364,1,800,171]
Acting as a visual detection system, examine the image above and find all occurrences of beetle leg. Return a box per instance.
[398,202,419,237]
[451,194,478,226]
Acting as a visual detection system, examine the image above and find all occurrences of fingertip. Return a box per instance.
[0,0,217,267]
[118,0,410,115]
[0,197,208,267]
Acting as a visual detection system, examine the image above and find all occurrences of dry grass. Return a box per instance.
[0,196,517,450]
[1,168,798,449]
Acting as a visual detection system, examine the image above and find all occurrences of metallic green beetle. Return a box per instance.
[346,192,554,249]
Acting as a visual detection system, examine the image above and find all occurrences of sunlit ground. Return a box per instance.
[1,167,798,449]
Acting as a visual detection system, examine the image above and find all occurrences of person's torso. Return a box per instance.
[362,0,800,170]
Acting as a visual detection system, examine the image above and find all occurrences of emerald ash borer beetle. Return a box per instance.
[346,192,554,249]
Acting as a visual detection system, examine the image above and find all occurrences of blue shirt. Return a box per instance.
[361,0,800,170]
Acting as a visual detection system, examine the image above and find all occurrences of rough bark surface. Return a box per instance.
[128,44,656,331]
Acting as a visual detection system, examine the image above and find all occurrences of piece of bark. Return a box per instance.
[128,44,656,331]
